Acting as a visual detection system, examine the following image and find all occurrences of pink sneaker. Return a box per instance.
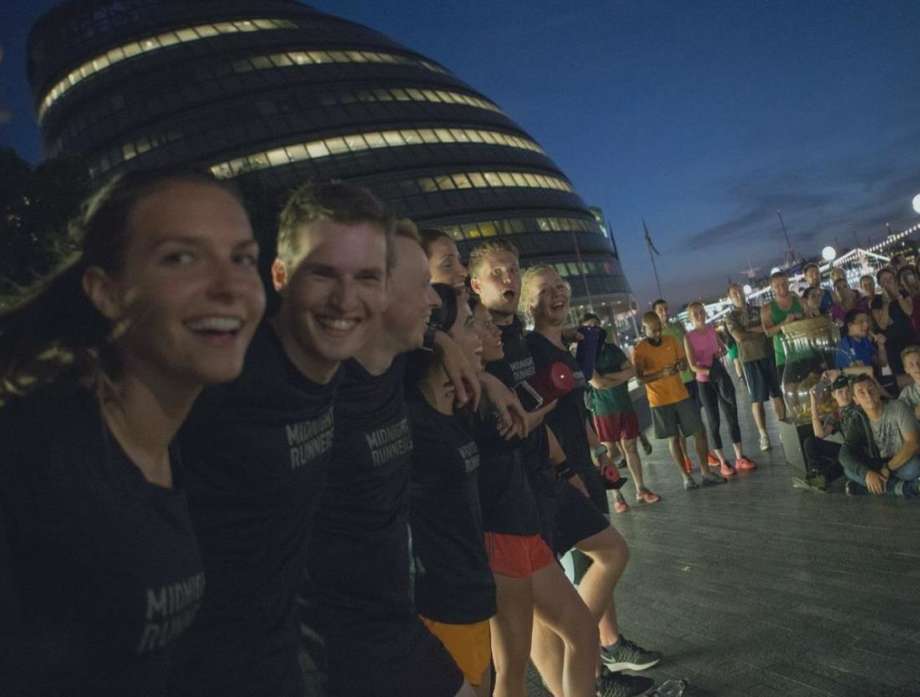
[735,456,757,471]
[707,452,720,468]
[613,497,630,514]
[720,462,736,478]
[636,489,661,504]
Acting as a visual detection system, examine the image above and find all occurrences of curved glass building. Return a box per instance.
[28,0,631,312]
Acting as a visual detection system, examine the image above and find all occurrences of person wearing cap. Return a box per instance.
[802,373,858,491]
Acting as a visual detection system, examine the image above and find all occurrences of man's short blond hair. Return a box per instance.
[277,180,395,266]
[901,345,920,365]
[468,239,520,279]
[519,265,561,318]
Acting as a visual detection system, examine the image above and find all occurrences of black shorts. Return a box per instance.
[684,379,701,408]
[743,357,783,403]
[321,615,463,697]
[552,478,610,556]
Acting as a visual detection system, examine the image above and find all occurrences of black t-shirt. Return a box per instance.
[407,394,496,624]
[872,291,915,344]
[478,317,544,536]
[525,332,593,471]
[303,355,414,634]
[172,323,336,696]
[0,383,204,696]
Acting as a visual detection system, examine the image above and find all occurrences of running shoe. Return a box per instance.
[706,452,720,468]
[735,456,757,471]
[683,476,699,490]
[700,473,725,487]
[601,637,663,672]
[636,488,661,504]
[596,667,655,697]
[719,462,736,478]
[845,480,868,496]
[613,496,630,514]
[759,433,771,451]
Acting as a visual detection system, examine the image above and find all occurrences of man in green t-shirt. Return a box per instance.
[653,299,717,473]
[583,315,660,512]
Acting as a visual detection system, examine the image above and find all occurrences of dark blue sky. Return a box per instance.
[2,1,919,307]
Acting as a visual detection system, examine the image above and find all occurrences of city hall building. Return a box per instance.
[28,0,632,315]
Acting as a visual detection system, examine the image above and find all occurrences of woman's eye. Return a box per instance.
[162,251,195,265]
[234,253,258,267]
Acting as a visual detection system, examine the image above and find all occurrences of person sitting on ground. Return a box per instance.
[582,314,661,512]
[803,373,858,491]
[684,302,757,477]
[725,283,784,451]
[838,375,920,497]
[897,346,920,420]
[634,312,724,490]
[803,262,834,315]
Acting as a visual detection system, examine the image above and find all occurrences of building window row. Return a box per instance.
[415,170,573,194]
[210,127,545,178]
[231,49,448,77]
[440,215,604,241]
[38,18,297,119]
[550,260,617,279]
[53,73,501,151]
[122,130,183,161]
[319,85,501,114]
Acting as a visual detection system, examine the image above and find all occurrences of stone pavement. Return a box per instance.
[527,374,920,697]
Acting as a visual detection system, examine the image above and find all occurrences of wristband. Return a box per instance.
[422,326,437,352]
[555,461,576,480]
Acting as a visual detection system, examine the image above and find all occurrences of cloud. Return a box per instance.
[676,132,920,254]
[682,191,833,250]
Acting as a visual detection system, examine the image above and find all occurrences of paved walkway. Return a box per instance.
[528,373,920,697]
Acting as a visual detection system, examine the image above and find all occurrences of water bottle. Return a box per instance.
[652,679,688,697]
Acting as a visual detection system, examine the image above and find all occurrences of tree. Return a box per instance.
[0,148,90,295]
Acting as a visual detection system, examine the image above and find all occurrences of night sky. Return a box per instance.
[2,0,919,307]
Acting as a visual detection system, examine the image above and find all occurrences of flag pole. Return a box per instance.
[643,218,664,299]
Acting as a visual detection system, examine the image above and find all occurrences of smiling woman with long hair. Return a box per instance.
[0,169,266,695]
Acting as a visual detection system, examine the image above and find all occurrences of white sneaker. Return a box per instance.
[759,433,771,451]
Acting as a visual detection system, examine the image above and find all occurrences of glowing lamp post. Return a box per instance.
[913,193,920,215]
[821,246,837,262]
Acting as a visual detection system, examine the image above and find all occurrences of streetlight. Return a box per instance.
[913,193,920,215]
[822,246,837,262]
[743,284,753,295]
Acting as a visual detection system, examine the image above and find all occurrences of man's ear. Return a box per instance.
[82,266,123,320]
[271,258,288,292]
[469,276,482,295]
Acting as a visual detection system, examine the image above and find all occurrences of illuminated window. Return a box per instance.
[209,128,543,177]
[38,18,297,120]
[233,49,450,79]
[422,215,602,241]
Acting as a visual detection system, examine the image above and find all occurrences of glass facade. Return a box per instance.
[28,0,630,305]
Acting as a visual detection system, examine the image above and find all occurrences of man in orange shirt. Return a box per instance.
[633,312,725,490]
